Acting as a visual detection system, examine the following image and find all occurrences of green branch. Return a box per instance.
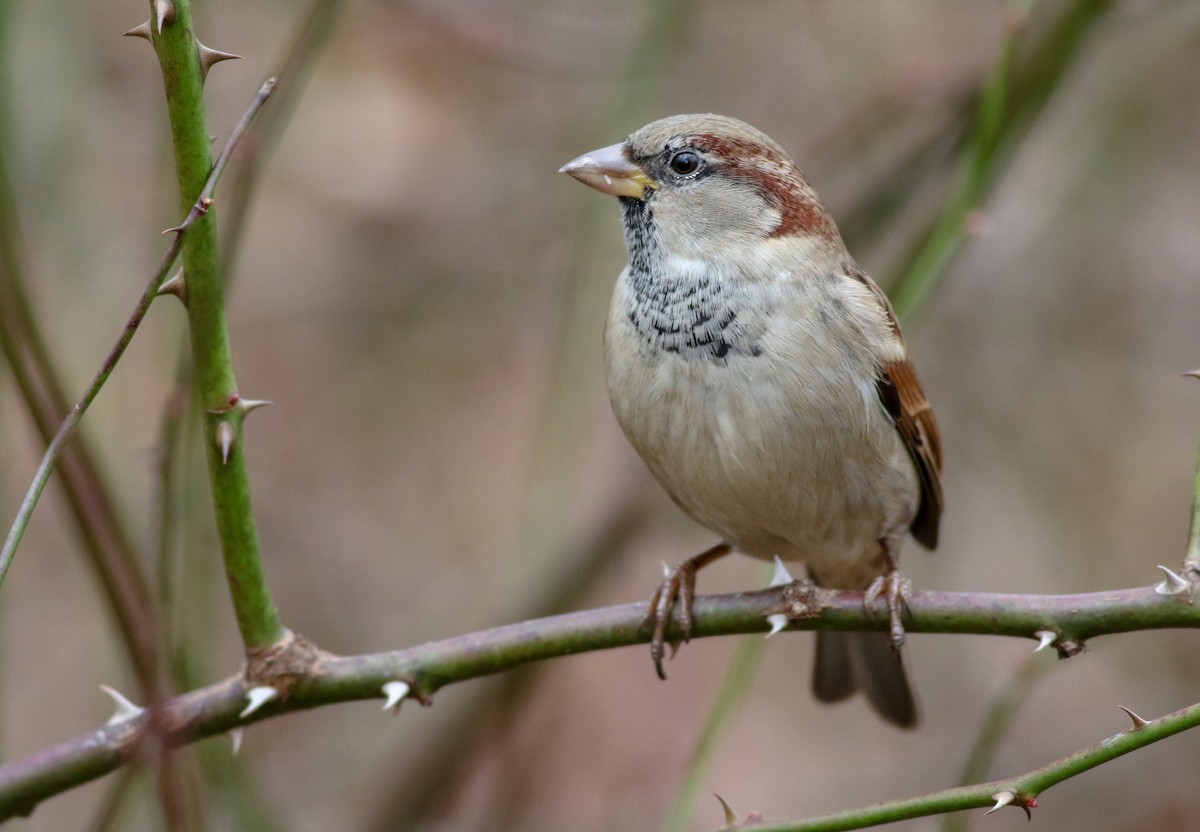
[1,578,1198,819]
[147,0,284,650]
[734,700,1200,832]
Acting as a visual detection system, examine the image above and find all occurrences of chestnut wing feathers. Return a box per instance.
[850,268,944,549]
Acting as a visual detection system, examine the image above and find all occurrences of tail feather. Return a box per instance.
[812,630,918,728]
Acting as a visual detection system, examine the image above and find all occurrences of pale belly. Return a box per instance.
[605,328,920,588]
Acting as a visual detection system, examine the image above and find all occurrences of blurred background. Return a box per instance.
[1,0,1199,829]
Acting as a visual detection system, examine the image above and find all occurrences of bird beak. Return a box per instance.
[559,142,658,199]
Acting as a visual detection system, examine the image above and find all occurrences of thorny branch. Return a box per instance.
[1,574,1198,820]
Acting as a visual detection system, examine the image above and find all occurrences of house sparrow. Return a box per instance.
[560,114,943,727]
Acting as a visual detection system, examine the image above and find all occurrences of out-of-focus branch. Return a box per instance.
[0,19,157,703]
[3,577,1200,819]
[887,0,1112,318]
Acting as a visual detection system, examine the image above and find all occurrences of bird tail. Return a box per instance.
[812,630,918,728]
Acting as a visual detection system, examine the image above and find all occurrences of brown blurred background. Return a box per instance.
[2,0,1200,829]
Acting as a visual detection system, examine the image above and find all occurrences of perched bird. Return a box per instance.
[560,114,943,727]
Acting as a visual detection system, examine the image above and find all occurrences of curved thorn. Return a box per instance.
[381,681,410,712]
[986,791,1016,815]
[99,685,144,725]
[1183,370,1200,380]
[154,0,175,33]
[240,686,278,718]
[767,555,795,588]
[216,421,236,464]
[1154,565,1190,596]
[1118,705,1150,731]
[661,560,672,579]
[198,43,244,80]
[714,793,739,827]
[229,727,245,755]
[240,399,272,415]
[1032,630,1056,652]
[764,613,788,639]
[123,20,152,40]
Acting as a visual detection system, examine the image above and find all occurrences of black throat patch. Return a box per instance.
[619,198,757,363]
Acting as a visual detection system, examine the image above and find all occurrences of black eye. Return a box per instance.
[668,150,701,176]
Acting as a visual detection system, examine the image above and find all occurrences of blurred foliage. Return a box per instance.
[1,1,1199,830]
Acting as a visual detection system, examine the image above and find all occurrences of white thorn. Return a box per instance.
[198,43,243,80]
[216,420,236,464]
[229,727,245,755]
[240,399,272,414]
[661,560,671,579]
[123,20,152,40]
[715,793,739,827]
[986,791,1016,815]
[154,0,175,33]
[1154,565,1190,596]
[99,684,144,725]
[1118,705,1150,732]
[381,681,410,712]
[764,613,788,639]
[240,686,278,718]
[767,555,795,588]
[1033,630,1056,652]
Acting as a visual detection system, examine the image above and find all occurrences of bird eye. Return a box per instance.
[668,150,701,176]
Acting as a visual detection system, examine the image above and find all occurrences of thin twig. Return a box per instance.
[1,578,1198,819]
[736,700,1200,832]
[0,78,277,589]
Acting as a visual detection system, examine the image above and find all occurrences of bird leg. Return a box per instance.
[864,538,911,651]
[643,542,732,679]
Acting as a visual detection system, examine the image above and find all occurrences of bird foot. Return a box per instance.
[865,569,912,651]
[641,543,731,679]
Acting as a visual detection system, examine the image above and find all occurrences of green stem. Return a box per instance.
[150,0,283,649]
[738,701,1200,832]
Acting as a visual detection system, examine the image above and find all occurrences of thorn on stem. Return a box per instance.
[714,794,738,827]
[216,420,236,464]
[986,790,1034,820]
[381,681,410,713]
[767,555,795,588]
[240,399,272,415]
[764,613,788,639]
[1182,370,1200,380]
[123,20,152,40]
[1118,705,1150,732]
[229,727,245,755]
[157,270,186,305]
[198,42,243,80]
[1154,565,1190,596]
[154,0,175,33]
[240,686,278,718]
[99,685,144,725]
[1032,630,1056,652]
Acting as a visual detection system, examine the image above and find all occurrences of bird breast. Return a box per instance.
[604,259,920,577]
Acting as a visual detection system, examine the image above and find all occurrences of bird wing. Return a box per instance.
[849,267,944,549]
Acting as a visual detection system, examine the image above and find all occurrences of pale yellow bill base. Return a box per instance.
[559,141,659,198]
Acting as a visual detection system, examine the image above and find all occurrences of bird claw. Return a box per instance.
[643,560,699,680]
[865,569,912,651]
[641,543,731,679]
